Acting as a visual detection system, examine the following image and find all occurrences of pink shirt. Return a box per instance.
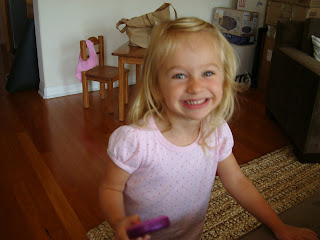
[108,117,234,240]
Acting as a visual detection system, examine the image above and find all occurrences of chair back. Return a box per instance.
[80,36,104,66]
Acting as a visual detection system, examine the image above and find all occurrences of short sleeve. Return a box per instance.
[217,122,234,162]
[107,126,142,174]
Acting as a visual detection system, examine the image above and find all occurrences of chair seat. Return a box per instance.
[86,65,130,82]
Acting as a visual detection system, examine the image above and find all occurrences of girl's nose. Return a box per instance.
[186,76,203,93]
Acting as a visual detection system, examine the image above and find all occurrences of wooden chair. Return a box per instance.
[80,36,129,113]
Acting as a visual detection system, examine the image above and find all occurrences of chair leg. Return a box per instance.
[107,81,113,113]
[124,72,129,104]
[82,73,89,108]
[100,82,105,99]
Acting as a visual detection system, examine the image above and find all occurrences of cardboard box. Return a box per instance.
[272,0,320,8]
[237,0,268,29]
[258,26,277,92]
[213,8,258,45]
[266,1,320,26]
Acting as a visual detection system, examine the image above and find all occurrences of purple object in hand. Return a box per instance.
[127,216,170,239]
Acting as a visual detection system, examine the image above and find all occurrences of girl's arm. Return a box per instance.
[217,153,319,240]
[99,158,144,240]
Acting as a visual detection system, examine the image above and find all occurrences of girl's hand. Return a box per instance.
[274,224,319,240]
[114,214,151,240]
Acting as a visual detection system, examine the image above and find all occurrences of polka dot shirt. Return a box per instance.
[108,116,234,240]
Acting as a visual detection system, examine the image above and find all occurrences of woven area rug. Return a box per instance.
[87,146,320,240]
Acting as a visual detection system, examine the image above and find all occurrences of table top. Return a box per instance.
[112,42,147,58]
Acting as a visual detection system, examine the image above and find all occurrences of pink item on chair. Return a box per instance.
[75,40,98,81]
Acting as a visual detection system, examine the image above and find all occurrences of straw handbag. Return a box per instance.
[116,3,177,48]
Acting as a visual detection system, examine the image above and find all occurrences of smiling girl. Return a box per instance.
[99,17,319,240]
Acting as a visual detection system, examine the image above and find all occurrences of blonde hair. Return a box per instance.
[127,17,240,149]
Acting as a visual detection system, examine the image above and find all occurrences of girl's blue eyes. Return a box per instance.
[173,72,214,79]
[203,71,213,77]
[174,74,186,79]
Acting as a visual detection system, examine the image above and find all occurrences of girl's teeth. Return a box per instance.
[185,99,206,105]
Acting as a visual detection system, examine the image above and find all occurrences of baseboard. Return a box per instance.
[38,81,120,99]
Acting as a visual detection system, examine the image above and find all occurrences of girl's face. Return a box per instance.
[157,32,224,122]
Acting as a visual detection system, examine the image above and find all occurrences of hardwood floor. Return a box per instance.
[0,44,289,240]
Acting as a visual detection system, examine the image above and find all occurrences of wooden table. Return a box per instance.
[112,42,146,121]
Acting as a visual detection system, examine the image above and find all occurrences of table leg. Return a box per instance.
[136,64,140,85]
[124,72,128,104]
[118,57,124,121]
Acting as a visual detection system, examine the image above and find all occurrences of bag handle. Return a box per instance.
[169,3,178,19]
[116,3,178,33]
[116,18,129,33]
[155,3,178,20]
[145,3,178,26]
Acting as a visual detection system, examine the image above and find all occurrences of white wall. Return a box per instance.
[34,0,236,99]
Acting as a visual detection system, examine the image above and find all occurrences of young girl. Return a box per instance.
[99,17,319,240]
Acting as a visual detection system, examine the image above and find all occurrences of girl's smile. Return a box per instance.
[181,98,209,109]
